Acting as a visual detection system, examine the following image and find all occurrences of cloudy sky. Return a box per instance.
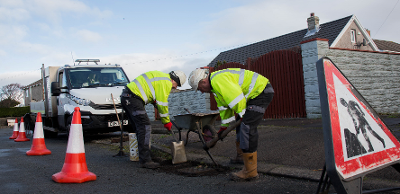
[1,0,399,90]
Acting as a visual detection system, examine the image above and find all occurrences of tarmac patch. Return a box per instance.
[154,159,231,177]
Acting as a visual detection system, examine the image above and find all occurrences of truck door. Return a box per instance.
[57,70,68,129]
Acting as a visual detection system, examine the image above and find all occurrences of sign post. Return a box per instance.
[316,57,400,193]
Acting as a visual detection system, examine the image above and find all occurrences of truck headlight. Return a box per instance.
[67,94,92,106]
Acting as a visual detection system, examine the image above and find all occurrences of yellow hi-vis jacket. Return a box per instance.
[210,68,270,127]
[126,71,172,124]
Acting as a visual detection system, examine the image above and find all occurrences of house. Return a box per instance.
[206,13,400,118]
[22,79,43,107]
[209,13,400,67]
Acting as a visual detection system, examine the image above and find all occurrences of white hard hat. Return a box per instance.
[188,68,209,90]
[169,70,187,87]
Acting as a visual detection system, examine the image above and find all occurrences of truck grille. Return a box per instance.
[90,103,122,110]
[96,113,128,121]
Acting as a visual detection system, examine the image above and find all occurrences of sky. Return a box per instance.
[0,0,399,92]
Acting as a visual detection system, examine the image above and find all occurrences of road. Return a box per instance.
[0,127,323,194]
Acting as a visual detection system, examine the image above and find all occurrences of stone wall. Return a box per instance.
[301,38,400,118]
[145,89,215,121]
[326,49,400,114]
[301,39,330,118]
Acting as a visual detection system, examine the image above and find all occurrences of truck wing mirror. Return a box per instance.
[51,82,61,96]
[51,82,67,96]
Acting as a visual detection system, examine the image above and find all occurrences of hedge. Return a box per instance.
[0,106,30,117]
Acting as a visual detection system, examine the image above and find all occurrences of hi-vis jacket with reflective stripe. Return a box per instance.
[210,68,269,127]
[126,71,172,124]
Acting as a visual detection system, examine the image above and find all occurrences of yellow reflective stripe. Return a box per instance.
[221,116,235,124]
[133,79,148,103]
[211,69,245,85]
[157,101,168,106]
[142,74,156,101]
[238,69,245,86]
[244,73,259,99]
[228,93,245,109]
[138,73,170,103]
[238,109,246,118]
[218,106,228,111]
[160,113,169,117]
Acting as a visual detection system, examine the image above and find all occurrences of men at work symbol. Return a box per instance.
[340,98,385,157]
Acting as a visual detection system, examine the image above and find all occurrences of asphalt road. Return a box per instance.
[1,127,323,194]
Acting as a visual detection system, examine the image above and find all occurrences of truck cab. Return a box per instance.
[34,59,132,136]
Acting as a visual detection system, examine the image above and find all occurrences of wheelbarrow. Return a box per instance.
[172,112,219,145]
[171,112,241,166]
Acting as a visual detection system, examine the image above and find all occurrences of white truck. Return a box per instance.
[29,59,132,136]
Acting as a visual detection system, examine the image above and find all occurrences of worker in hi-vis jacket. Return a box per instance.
[188,68,274,181]
[121,70,186,169]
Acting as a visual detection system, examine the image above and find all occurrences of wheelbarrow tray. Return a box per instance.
[173,112,219,130]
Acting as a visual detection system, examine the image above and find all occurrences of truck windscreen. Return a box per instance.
[68,67,129,89]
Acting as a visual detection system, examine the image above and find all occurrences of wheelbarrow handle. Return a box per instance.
[205,119,242,149]
[170,120,181,130]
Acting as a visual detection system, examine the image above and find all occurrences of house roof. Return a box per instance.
[22,79,42,90]
[208,15,355,67]
[373,39,400,52]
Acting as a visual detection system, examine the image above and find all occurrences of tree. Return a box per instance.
[0,83,23,108]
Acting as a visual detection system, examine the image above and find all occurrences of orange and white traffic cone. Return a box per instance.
[9,118,19,139]
[52,107,96,183]
[14,117,30,142]
[26,112,51,156]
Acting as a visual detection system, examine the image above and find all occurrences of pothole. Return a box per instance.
[153,158,232,177]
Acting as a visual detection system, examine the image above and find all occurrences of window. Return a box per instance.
[350,30,356,43]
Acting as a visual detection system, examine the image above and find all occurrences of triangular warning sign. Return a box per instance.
[317,57,400,180]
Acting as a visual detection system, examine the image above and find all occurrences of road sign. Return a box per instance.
[317,57,400,193]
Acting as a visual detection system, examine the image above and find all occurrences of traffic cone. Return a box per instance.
[14,117,30,142]
[26,112,51,156]
[52,107,96,183]
[9,118,19,139]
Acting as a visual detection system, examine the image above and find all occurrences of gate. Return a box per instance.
[210,50,306,119]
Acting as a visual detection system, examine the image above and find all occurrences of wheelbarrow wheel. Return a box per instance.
[202,125,216,142]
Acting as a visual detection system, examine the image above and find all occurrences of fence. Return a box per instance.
[210,50,306,119]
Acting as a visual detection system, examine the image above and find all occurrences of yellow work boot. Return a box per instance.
[230,141,244,164]
[230,151,259,181]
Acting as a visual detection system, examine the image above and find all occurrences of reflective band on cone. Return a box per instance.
[9,118,19,139]
[27,112,51,155]
[52,107,96,183]
[14,117,30,142]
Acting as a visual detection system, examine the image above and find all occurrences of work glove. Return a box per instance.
[217,126,227,140]
[164,122,172,131]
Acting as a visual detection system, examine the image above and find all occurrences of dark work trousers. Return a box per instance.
[236,84,274,153]
[121,90,153,164]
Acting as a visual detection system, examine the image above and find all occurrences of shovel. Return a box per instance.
[170,120,187,164]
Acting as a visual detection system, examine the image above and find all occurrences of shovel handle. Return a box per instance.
[205,119,242,149]
[170,120,183,141]
[169,126,179,142]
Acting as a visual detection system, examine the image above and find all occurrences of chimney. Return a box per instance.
[307,12,320,31]
[304,12,320,37]
[365,29,371,36]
